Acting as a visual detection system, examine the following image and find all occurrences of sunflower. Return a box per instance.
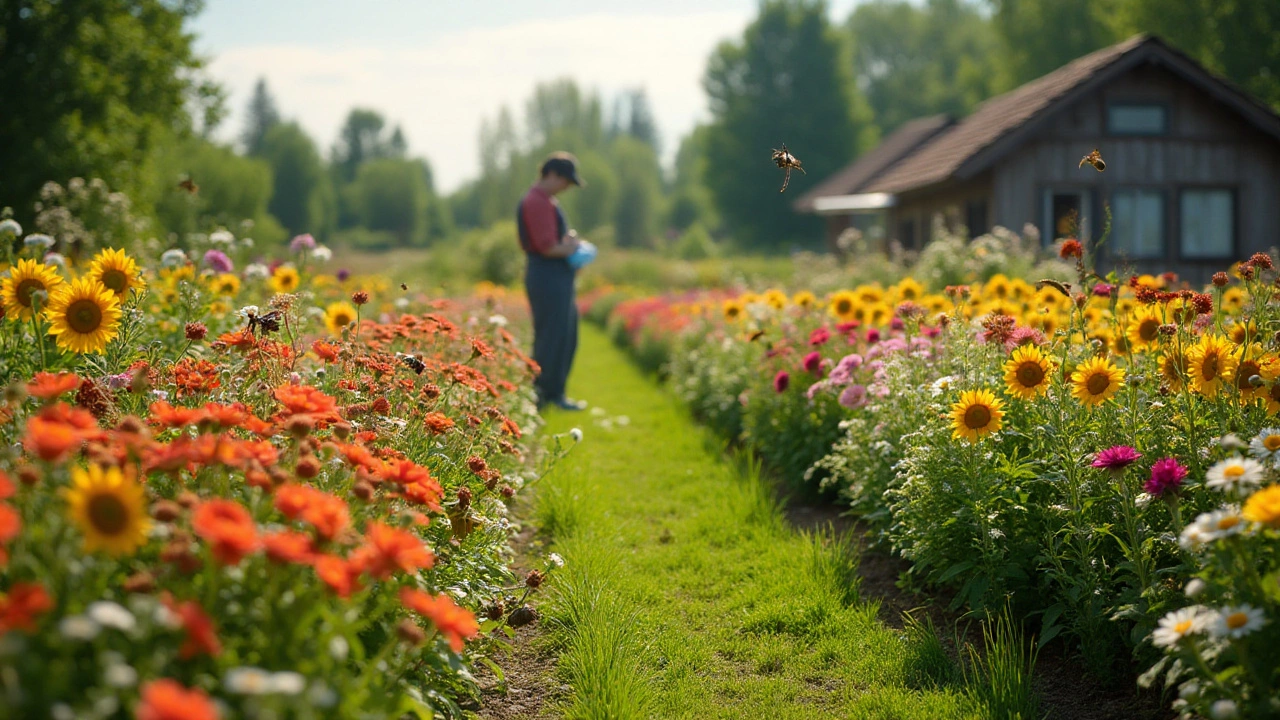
[210,273,241,297]
[949,389,1004,442]
[1004,345,1054,399]
[723,299,745,323]
[792,291,817,309]
[1125,306,1163,352]
[1160,349,1191,392]
[762,289,788,310]
[269,265,301,294]
[1233,344,1278,403]
[866,303,892,327]
[1229,320,1257,346]
[63,464,151,556]
[828,291,858,322]
[1166,296,1197,325]
[984,274,1013,301]
[87,248,146,298]
[1070,356,1125,406]
[1188,335,1238,398]
[854,285,885,305]
[324,302,358,335]
[893,277,925,302]
[44,276,122,354]
[1,258,63,321]
[1221,287,1247,314]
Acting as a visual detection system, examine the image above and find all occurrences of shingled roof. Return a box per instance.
[792,115,953,212]
[802,34,1280,203]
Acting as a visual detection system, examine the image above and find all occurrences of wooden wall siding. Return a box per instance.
[890,176,995,248]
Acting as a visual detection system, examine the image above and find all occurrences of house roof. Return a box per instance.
[803,34,1280,202]
[791,115,953,212]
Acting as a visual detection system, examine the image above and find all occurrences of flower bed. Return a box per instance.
[0,223,557,718]
[598,250,1280,718]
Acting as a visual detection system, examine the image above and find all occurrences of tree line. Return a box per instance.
[1,0,1276,254]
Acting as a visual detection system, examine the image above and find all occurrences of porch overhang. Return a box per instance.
[810,192,897,215]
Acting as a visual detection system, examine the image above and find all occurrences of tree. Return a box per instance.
[153,136,282,244]
[667,125,720,232]
[259,122,330,238]
[611,89,661,154]
[849,0,1006,132]
[610,136,663,247]
[332,109,390,183]
[348,158,430,246]
[524,79,604,150]
[703,0,876,249]
[241,78,282,156]
[989,0,1121,85]
[0,0,208,223]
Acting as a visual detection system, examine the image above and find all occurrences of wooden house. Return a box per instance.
[795,35,1280,281]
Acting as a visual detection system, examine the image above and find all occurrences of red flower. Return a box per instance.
[0,582,52,633]
[399,588,479,652]
[137,679,219,720]
[26,372,80,400]
[1059,238,1083,259]
[808,327,831,346]
[773,371,790,393]
[192,500,260,566]
[352,522,434,580]
[0,504,20,544]
[161,593,222,659]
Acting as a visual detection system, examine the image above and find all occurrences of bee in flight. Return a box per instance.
[177,176,199,194]
[244,309,283,335]
[396,352,426,375]
[771,143,805,193]
[1079,149,1105,172]
[400,283,408,291]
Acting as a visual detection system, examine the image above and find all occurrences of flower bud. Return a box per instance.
[1212,272,1229,287]
[351,290,369,306]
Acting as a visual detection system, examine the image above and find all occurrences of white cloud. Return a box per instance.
[207,10,751,192]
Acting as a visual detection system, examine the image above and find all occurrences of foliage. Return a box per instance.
[30,178,150,263]
[241,78,282,158]
[259,123,333,239]
[348,159,432,247]
[153,138,283,248]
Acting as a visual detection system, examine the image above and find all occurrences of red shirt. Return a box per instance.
[518,186,564,255]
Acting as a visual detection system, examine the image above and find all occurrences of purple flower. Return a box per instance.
[202,249,234,274]
[1092,445,1142,470]
[773,370,790,393]
[336,268,350,282]
[839,384,867,409]
[1144,457,1188,497]
[290,233,317,252]
[802,351,824,377]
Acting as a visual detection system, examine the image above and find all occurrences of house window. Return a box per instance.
[898,218,916,249]
[1108,104,1168,135]
[965,199,988,238]
[1180,189,1234,259]
[1111,189,1165,259]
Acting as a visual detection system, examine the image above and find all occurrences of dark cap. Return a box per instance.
[540,152,585,186]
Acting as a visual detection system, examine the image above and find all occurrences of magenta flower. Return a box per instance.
[202,249,234,273]
[1092,446,1142,470]
[1144,457,1188,496]
[1092,283,1115,298]
[773,370,790,394]
[802,351,824,377]
[866,328,881,344]
[809,327,831,346]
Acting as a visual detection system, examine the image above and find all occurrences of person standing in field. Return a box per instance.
[517,152,587,411]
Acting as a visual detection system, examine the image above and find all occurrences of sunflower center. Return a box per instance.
[963,405,992,430]
[87,493,130,535]
[1264,435,1280,451]
[1086,372,1111,395]
[836,300,851,315]
[333,312,353,327]
[1201,354,1219,380]
[101,269,128,294]
[67,299,103,334]
[1016,362,1045,388]
[15,279,45,307]
[1238,361,1260,390]
[1138,319,1159,341]
[1226,612,1248,630]
[1174,620,1193,634]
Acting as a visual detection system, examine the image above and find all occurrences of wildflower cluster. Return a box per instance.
[597,253,1280,715]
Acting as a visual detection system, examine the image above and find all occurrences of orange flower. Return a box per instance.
[192,500,260,565]
[215,329,256,351]
[312,340,340,363]
[161,593,222,659]
[351,522,434,580]
[172,358,221,397]
[26,371,80,400]
[273,484,349,539]
[23,404,98,462]
[336,442,384,476]
[148,401,206,429]
[137,679,220,720]
[0,504,20,544]
[501,417,522,438]
[202,402,251,428]
[274,384,338,416]
[0,582,53,633]
[399,588,479,652]
[424,412,455,434]
[263,530,316,565]
[314,554,363,598]
[274,484,315,520]
[243,416,276,437]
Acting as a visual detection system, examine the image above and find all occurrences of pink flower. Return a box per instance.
[202,249,233,273]
[802,351,824,377]
[773,371,790,393]
[890,317,904,331]
[838,384,867,409]
[1092,446,1142,470]
[809,327,831,346]
[866,328,881,344]
[1092,283,1115,298]
[1004,326,1045,351]
[290,233,317,252]
[1144,457,1188,496]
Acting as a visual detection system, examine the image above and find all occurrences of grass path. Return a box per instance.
[531,325,984,719]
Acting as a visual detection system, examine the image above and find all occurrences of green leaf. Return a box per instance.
[938,561,976,583]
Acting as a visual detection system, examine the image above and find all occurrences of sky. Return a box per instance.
[194,0,860,193]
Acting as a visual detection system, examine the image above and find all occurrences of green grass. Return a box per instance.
[532,325,988,719]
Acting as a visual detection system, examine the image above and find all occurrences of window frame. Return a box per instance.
[1176,186,1237,262]
[1107,186,1168,261]
[1106,102,1170,137]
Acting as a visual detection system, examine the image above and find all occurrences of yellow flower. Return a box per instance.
[1229,320,1258,346]
[63,464,151,556]
[792,291,817,309]
[1003,345,1054,399]
[893,277,925,302]
[829,291,858,322]
[723,299,745,323]
[984,274,1013,301]
[866,303,892,327]
[1070,356,1125,406]
[1160,349,1191,392]
[324,301,358,334]
[949,389,1004,442]
[44,276,122,354]
[854,285,884,306]
[762,289,788,310]
[87,248,146,298]
[210,273,241,297]
[1,258,64,321]
[1188,335,1238,398]
[1233,345,1278,403]
[739,292,760,306]
[1221,287,1247,314]
[1126,306,1163,352]
[269,265,301,294]
[1243,485,1280,528]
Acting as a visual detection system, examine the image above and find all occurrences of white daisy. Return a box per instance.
[1210,699,1239,719]
[1186,507,1249,546]
[1209,604,1266,639]
[225,667,273,695]
[1205,457,1265,493]
[160,248,187,267]
[1152,606,1208,648]
[87,601,136,632]
[1249,428,1280,463]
